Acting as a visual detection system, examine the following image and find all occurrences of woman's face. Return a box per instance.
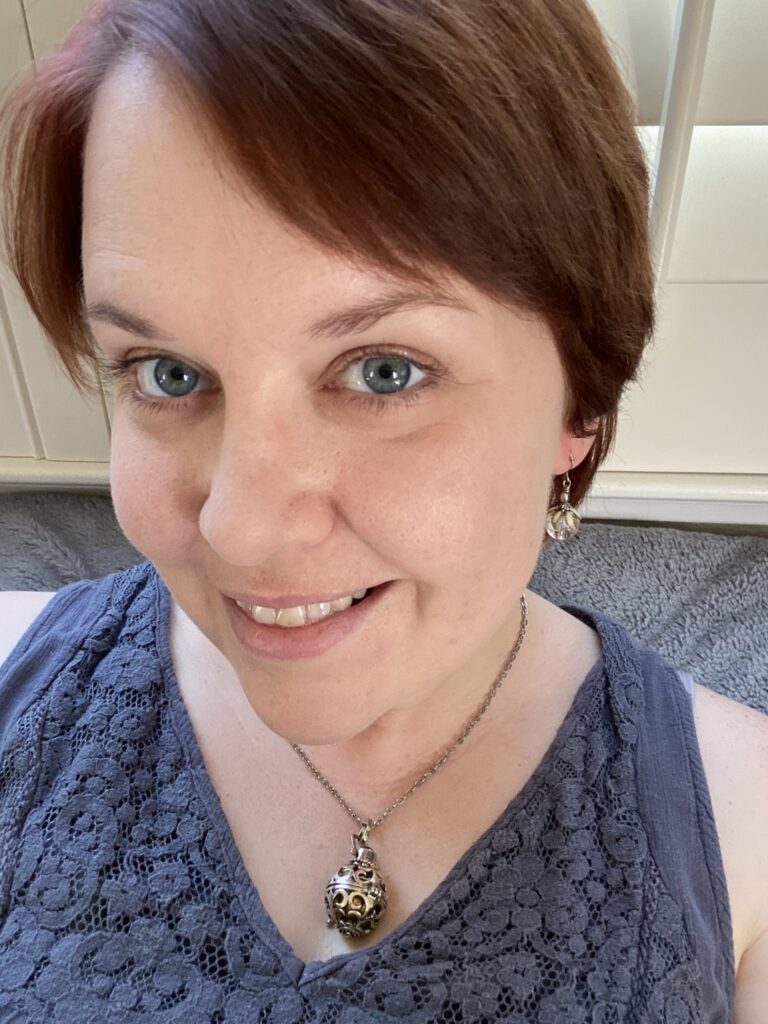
[82,60,592,746]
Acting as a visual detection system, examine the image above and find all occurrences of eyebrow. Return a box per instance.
[83,287,474,344]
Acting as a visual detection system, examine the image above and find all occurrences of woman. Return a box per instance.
[0,0,765,1020]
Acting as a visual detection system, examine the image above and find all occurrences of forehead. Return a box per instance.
[80,58,487,336]
[82,59,323,282]
[79,59,532,356]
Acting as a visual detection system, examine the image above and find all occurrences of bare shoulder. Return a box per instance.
[0,591,57,668]
[691,680,768,997]
[734,923,768,1022]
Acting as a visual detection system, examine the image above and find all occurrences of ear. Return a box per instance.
[554,419,600,476]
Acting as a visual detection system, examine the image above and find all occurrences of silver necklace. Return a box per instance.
[290,592,528,938]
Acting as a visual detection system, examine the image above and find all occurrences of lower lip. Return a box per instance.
[223,582,394,660]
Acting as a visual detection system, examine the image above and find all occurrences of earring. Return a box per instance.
[545,454,582,540]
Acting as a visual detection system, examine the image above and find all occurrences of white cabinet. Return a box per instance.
[0,0,108,487]
[1,0,766,523]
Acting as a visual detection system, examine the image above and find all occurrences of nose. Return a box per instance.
[197,406,337,566]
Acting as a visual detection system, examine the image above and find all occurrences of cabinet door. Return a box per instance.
[604,125,768,477]
[587,0,768,524]
[0,0,37,461]
[22,0,93,56]
[0,281,36,459]
[0,0,110,485]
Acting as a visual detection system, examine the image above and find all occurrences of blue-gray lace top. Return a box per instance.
[0,560,735,1022]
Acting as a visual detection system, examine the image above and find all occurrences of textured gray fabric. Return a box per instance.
[0,560,734,1021]
[0,490,765,712]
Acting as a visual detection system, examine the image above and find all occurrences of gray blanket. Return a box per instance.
[0,490,765,713]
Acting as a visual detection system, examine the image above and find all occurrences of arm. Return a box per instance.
[691,680,768,1022]
[732,706,768,1023]
[735,926,768,1023]
[694,682,768,1023]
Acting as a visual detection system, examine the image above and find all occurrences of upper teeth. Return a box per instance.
[236,589,368,627]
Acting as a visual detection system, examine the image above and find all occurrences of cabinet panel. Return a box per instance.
[22,0,92,58]
[639,126,768,283]
[0,283,37,457]
[1,1,110,462]
[667,127,768,282]
[695,0,768,125]
[590,0,768,126]
[607,283,767,474]
[0,1,36,457]
[2,275,110,461]
[588,0,676,126]
[0,0,32,92]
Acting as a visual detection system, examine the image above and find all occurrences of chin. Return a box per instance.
[250,699,377,749]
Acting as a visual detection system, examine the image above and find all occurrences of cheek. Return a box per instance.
[345,416,551,589]
[108,421,200,561]
[108,399,554,594]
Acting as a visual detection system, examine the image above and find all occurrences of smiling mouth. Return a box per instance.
[233,583,383,628]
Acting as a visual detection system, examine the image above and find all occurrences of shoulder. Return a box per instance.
[0,591,57,669]
[691,680,768,1006]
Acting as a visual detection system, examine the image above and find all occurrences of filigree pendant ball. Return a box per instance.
[325,830,389,937]
[545,502,582,540]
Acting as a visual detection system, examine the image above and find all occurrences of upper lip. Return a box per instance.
[223,583,386,609]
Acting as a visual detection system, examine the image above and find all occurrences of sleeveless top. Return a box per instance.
[0,560,735,1023]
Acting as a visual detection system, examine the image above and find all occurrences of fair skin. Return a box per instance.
[81,57,596,800]
[77,57,768,1000]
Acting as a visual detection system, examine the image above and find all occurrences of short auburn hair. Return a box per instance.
[0,0,654,525]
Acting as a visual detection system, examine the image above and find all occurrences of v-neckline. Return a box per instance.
[151,567,608,988]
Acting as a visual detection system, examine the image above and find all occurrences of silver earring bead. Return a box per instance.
[545,455,582,540]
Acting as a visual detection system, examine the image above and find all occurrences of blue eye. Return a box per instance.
[99,345,444,416]
[139,357,205,399]
[339,353,427,396]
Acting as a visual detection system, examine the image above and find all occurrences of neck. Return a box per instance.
[171,588,547,813]
[296,594,535,810]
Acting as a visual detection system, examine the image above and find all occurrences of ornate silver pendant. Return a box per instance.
[545,502,582,540]
[325,827,388,937]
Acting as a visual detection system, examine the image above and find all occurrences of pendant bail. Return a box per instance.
[561,469,572,504]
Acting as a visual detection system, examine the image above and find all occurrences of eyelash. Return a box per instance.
[98,345,444,416]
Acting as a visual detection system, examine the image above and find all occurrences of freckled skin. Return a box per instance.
[81,58,596,789]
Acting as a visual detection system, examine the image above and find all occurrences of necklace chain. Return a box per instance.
[290,592,528,838]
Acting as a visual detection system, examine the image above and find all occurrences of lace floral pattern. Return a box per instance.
[0,561,730,1022]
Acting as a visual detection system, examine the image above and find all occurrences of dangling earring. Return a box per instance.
[545,454,581,540]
